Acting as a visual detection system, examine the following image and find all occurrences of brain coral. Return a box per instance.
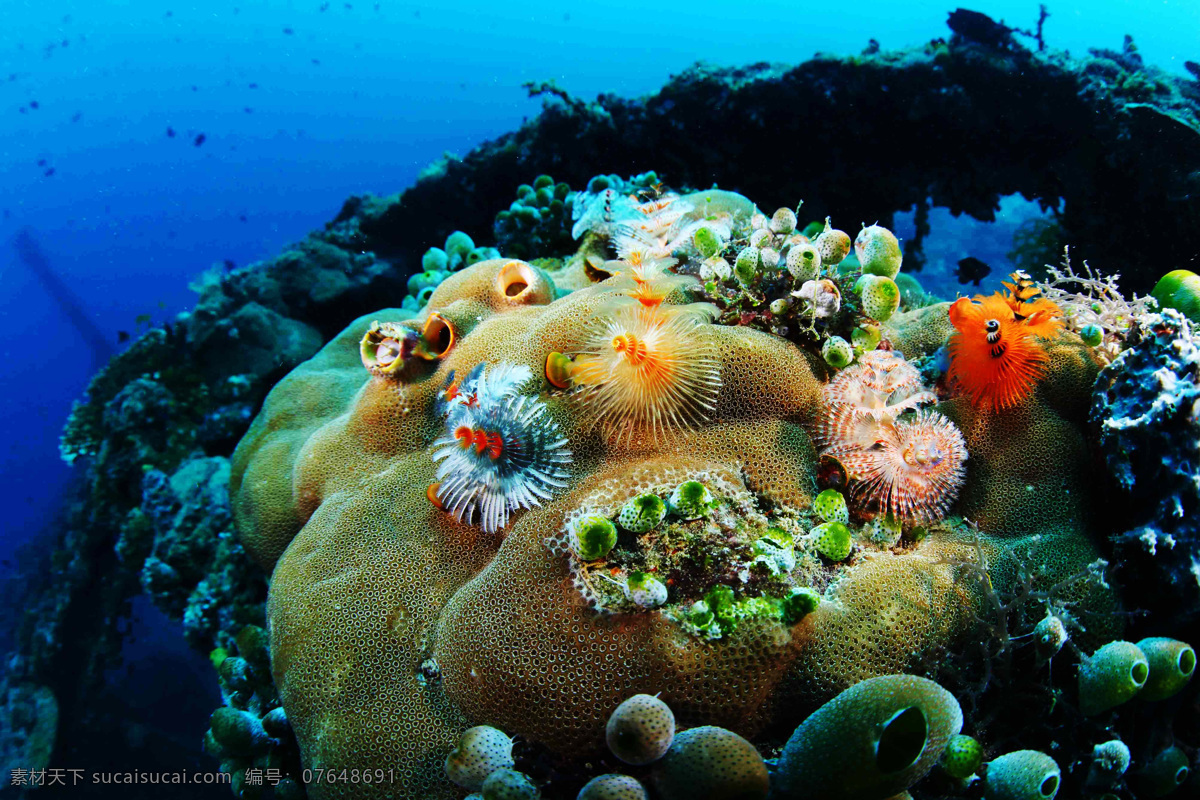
[231,222,1118,797]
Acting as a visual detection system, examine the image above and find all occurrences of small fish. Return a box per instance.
[248,82,258,89]
[43,168,55,177]
[70,111,81,122]
[193,132,206,147]
[956,256,991,286]
[29,100,39,109]
[37,158,46,166]
[118,330,130,342]
[243,106,253,113]
[135,314,152,325]
[166,126,175,137]
[223,259,236,271]
[282,26,294,35]
[238,214,247,222]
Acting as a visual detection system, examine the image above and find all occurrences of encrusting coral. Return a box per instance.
[229,178,1125,800]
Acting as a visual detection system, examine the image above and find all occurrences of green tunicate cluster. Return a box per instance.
[855,223,903,278]
[815,218,852,267]
[1078,640,1149,715]
[1136,637,1196,701]
[685,585,789,638]
[625,571,669,608]
[694,226,722,259]
[404,230,500,310]
[786,241,821,282]
[823,336,854,369]
[205,625,302,793]
[209,707,269,757]
[780,587,820,625]
[571,515,619,561]
[774,675,964,800]
[852,324,881,353]
[813,489,849,523]
[860,274,901,322]
[752,526,796,575]
[811,521,852,561]
[984,750,1060,800]
[408,269,445,296]
[577,774,648,800]
[1132,745,1190,798]
[1080,324,1104,347]
[606,694,676,766]
[668,481,713,519]
[734,247,760,285]
[445,726,516,791]
[940,734,983,780]
[652,726,769,800]
[618,494,668,532]
[494,174,575,260]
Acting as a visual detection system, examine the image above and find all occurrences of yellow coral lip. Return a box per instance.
[419,312,456,360]
[496,260,536,300]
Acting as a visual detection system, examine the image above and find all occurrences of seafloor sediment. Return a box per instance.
[2,11,1199,800]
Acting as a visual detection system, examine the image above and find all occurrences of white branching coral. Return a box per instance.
[1040,247,1155,363]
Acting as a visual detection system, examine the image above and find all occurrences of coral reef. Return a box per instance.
[11,10,1200,798]
[228,170,1124,797]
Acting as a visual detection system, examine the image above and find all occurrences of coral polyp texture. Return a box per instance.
[229,179,1126,800]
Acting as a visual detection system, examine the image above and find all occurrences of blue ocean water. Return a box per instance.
[1,0,1197,597]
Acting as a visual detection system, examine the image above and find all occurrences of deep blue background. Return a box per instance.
[1,0,1196,571]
